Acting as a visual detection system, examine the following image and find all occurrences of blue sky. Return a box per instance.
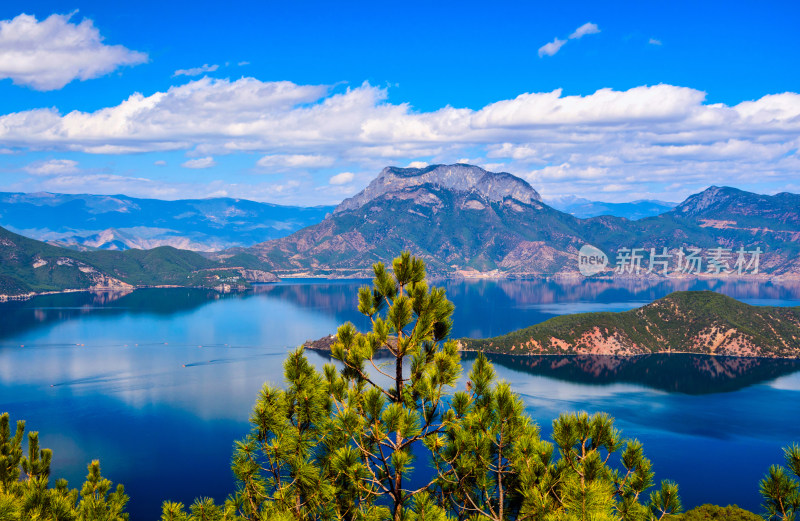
[0,0,798,205]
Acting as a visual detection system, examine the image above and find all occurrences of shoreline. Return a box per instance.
[5,270,799,301]
[0,282,279,303]
[261,269,800,282]
[301,335,800,361]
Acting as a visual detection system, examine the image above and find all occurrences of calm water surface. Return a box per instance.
[1,278,800,519]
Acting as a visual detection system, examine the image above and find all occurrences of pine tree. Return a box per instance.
[325,252,462,521]
[161,348,347,521]
[77,461,130,521]
[0,412,128,521]
[432,353,543,520]
[227,348,340,520]
[545,411,681,521]
[163,253,683,521]
[161,501,191,521]
[160,497,240,521]
[675,503,761,521]
[0,413,24,494]
[432,356,682,521]
[760,443,800,521]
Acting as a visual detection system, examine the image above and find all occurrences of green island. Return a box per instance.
[2,254,799,521]
[461,291,800,358]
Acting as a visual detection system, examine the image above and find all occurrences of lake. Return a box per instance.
[1,277,800,519]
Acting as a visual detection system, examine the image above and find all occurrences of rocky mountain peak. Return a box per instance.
[334,163,542,214]
[670,185,800,228]
[673,186,746,216]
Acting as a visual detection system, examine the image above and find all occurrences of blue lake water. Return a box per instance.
[1,278,800,519]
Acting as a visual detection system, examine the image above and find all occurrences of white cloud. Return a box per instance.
[24,158,79,175]
[569,22,600,39]
[154,160,167,166]
[11,172,324,203]
[237,61,250,66]
[406,161,429,168]
[538,38,566,57]
[601,183,630,192]
[173,63,219,77]
[2,76,800,203]
[19,172,185,199]
[0,13,147,90]
[649,38,662,46]
[0,77,330,153]
[539,23,599,60]
[181,156,216,169]
[256,153,335,170]
[329,172,355,185]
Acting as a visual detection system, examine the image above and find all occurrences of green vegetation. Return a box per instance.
[461,291,800,358]
[0,412,128,520]
[432,363,682,521]
[0,225,269,296]
[760,444,800,521]
[676,504,761,520]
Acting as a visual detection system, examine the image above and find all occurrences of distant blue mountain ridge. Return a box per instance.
[0,192,334,252]
[544,195,677,220]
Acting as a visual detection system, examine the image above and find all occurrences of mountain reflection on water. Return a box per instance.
[3,276,799,343]
[477,353,800,394]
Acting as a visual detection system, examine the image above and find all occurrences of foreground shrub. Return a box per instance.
[677,503,761,520]
[0,412,128,521]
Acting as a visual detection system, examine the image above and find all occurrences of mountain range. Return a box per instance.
[0,192,334,252]
[0,186,678,254]
[4,163,800,298]
[545,195,676,220]
[228,164,800,279]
